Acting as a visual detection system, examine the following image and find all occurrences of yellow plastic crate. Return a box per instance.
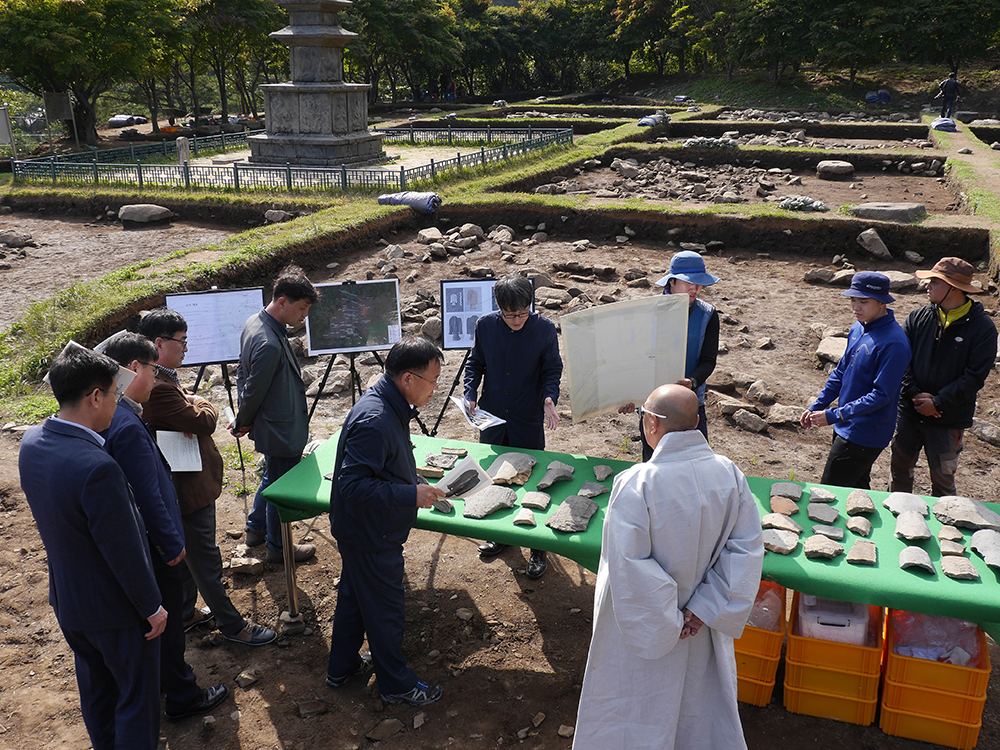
[880,701,982,750]
[734,581,787,660]
[881,675,987,725]
[737,674,775,707]
[786,592,883,675]
[735,648,781,683]
[783,681,878,726]
[784,656,880,701]
[884,613,991,697]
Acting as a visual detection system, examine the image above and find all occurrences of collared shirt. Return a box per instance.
[49,416,105,446]
[938,299,972,330]
[155,362,182,386]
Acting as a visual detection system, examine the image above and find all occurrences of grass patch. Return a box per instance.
[220,442,260,496]
[0,390,56,422]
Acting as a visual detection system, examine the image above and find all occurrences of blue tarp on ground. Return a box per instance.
[931,117,958,132]
[378,191,442,214]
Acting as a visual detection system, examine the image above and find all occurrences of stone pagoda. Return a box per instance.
[248,0,385,166]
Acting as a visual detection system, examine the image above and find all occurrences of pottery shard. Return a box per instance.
[812,524,844,541]
[762,513,803,534]
[846,490,876,516]
[847,517,872,537]
[932,495,1000,531]
[425,452,459,469]
[804,535,844,560]
[808,487,838,504]
[895,511,931,541]
[416,466,445,479]
[939,540,967,556]
[942,556,980,581]
[577,481,609,498]
[770,482,803,501]
[520,491,551,510]
[807,503,839,525]
[594,465,614,482]
[883,492,929,517]
[432,497,454,514]
[440,446,468,456]
[486,453,537,485]
[899,546,935,574]
[763,529,800,555]
[463,485,517,519]
[847,540,878,566]
[546,496,599,533]
[970,530,1000,569]
[513,507,536,527]
[939,525,964,542]
[536,460,575,490]
[770,496,800,516]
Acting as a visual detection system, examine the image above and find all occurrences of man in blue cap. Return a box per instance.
[800,271,911,489]
[620,250,720,459]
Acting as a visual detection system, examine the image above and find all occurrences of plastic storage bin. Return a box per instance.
[734,650,781,682]
[797,594,869,645]
[786,592,883,674]
[884,614,991,696]
[783,657,880,701]
[879,703,982,750]
[737,673,775,707]
[783,681,878,726]
[735,580,786,659]
[881,674,987,724]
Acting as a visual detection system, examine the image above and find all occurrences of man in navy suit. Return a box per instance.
[19,344,167,750]
[101,333,229,721]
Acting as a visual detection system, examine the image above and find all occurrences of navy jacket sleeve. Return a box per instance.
[690,309,720,387]
[338,415,418,510]
[539,320,562,405]
[464,322,487,404]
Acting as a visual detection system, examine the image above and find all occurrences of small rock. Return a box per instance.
[895,511,931,541]
[532,712,546,728]
[558,725,575,738]
[119,204,175,227]
[594,465,614,482]
[847,540,877,566]
[903,250,924,264]
[432,497,454,513]
[766,404,801,427]
[969,418,1000,447]
[230,557,264,575]
[809,487,837,503]
[536,460,575,490]
[203,715,216,729]
[846,490,876,516]
[417,227,445,244]
[899,546,935,574]
[804,535,844,559]
[939,525,964,542]
[577,481,609,498]
[847,517,872,537]
[762,513,803,533]
[816,337,848,365]
[235,668,260,688]
[812,524,844,541]
[958,147,973,154]
[770,482,802,500]
[546,496,599,533]
[297,700,329,718]
[883,492,929,517]
[857,228,891,260]
[807,503,839,525]
[763,529,800,555]
[804,268,835,284]
[942,556,979,581]
[746,380,776,404]
[413,712,426,729]
[456,608,474,621]
[939,539,967,556]
[367,718,404,741]
[770,496,799,516]
[816,160,855,177]
[733,409,767,433]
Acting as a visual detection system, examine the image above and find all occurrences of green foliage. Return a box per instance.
[0,392,57,422]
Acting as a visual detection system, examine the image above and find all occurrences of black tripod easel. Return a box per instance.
[308,349,388,419]
[192,361,247,494]
[429,349,470,436]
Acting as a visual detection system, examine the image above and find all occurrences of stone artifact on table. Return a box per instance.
[487,453,537,485]
[513,507,536,527]
[546,496,599,532]
[939,525,964,542]
[939,539,967,556]
[770,482,802,501]
[847,516,872,537]
[577,481,609,498]
[932,495,1000,531]
[846,489,876,516]
[942,556,980,581]
[763,529,799,555]
[593,465,614,482]
[770,496,799,515]
[807,503,839,525]
[425,452,459,469]
[537,460,575,490]
[895,511,931,541]
[970,529,1000,569]
[432,497,454,514]
[520,491,551,511]
[416,466,445,479]
[899,546,935,574]
[808,487,837,503]
[463,485,518,519]
[440,446,468,456]
[762,513,803,534]
[812,524,844,541]
[804,535,844,560]
[883,492,929,517]
[847,540,877,566]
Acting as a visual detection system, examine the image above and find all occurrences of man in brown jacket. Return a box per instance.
[140,308,276,646]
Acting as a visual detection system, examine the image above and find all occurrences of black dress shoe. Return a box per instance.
[526,550,547,580]
[164,683,230,721]
[478,540,508,557]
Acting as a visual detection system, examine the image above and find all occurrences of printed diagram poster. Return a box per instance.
[165,288,264,366]
[439,279,502,350]
[561,294,688,422]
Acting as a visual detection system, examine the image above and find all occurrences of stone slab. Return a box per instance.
[546,496,599,533]
[850,202,928,223]
[932,495,1000,531]
[463,485,517,519]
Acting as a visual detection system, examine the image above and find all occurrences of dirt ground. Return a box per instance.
[2,176,1000,750]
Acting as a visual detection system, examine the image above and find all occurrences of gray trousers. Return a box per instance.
[181,502,246,637]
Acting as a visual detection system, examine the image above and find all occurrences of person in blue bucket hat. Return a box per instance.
[800,271,911,489]
[620,250,720,459]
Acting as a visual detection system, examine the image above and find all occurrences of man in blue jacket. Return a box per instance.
[464,274,563,578]
[327,336,446,706]
[102,333,230,722]
[800,272,911,489]
[19,344,167,750]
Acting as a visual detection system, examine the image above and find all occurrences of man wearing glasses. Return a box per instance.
[464,274,563,579]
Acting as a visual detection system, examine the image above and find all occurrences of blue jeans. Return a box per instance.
[247,454,300,553]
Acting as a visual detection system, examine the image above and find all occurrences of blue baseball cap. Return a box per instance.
[841,271,894,304]
[655,250,720,288]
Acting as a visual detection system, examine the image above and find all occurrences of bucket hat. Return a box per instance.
[914,257,984,294]
[655,250,720,288]
[841,271,894,304]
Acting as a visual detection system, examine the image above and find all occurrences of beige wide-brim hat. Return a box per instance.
[914,257,985,294]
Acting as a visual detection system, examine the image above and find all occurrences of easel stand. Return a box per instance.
[193,362,248,494]
[308,350,386,421]
[429,349,470,436]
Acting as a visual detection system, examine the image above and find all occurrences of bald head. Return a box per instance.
[644,384,700,442]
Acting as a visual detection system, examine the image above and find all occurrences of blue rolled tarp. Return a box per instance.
[637,113,669,127]
[378,191,442,214]
[931,117,958,132]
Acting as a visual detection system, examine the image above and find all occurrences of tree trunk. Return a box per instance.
[72,91,98,147]
[215,64,229,120]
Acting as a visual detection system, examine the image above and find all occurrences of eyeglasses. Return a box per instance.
[94,387,124,403]
[163,336,188,347]
[407,371,439,387]
[638,405,667,420]
[501,310,530,321]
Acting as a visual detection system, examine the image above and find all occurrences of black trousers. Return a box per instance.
[820,434,884,490]
[153,555,202,713]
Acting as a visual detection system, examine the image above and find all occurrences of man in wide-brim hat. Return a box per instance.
[890,257,998,497]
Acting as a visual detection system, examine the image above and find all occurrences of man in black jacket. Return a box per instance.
[890,257,997,497]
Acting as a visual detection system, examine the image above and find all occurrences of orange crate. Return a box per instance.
[880,701,982,750]
[881,674,987,725]
[735,648,781,683]
[884,613,990,696]
[734,581,786,659]
[737,674,775,707]
[784,655,880,701]
[786,591,883,675]
[783,681,878,726]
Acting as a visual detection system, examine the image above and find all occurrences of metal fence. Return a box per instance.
[12,128,573,193]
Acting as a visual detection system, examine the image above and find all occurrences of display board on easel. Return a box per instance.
[165,288,264,366]
[305,279,402,356]
[440,278,503,351]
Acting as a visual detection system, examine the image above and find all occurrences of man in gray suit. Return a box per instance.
[234,265,319,564]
